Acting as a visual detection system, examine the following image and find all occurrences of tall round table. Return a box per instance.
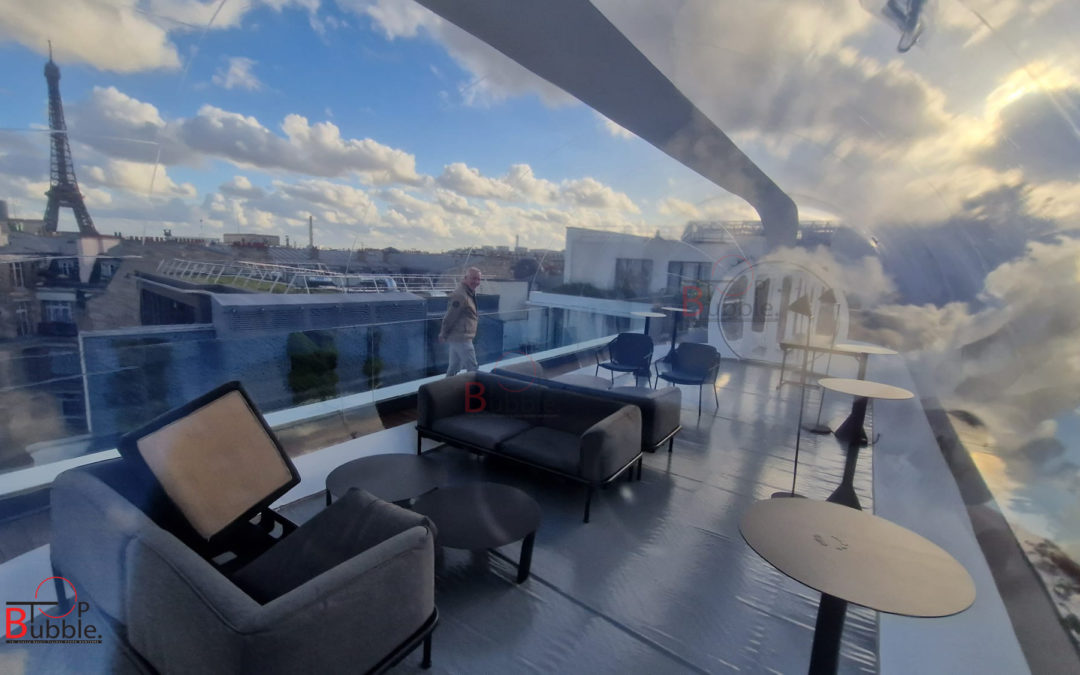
[660,306,693,348]
[818,378,913,509]
[631,311,665,337]
[807,343,899,434]
[740,498,975,674]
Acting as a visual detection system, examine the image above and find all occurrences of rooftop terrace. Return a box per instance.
[0,346,1036,673]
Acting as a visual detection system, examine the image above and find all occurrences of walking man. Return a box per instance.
[440,267,481,376]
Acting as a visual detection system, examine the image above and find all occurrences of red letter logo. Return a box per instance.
[465,382,486,412]
[6,607,27,639]
[682,285,704,318]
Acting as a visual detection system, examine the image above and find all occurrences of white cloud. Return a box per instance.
[220,175,266,199]
[342,0,574,106]
[212,57,264,91]
[437,162,515,199]
[83,159,197,199]
[597,113,634,139]
[67,87,421,184]
[561,176,639,212]
[436,162,638,212]
[0,0,180,72]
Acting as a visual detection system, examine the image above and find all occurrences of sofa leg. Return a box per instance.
[422,633,432,669]
[668,436,674,454]
[583,486,594,523]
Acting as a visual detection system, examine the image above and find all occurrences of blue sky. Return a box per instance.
[2,0,1080,253]
[0,0,743,249]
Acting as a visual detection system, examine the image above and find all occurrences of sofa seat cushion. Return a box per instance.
[432,413,534,450]
[497,427,581,475]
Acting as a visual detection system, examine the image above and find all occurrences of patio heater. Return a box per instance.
[773,293,814,499]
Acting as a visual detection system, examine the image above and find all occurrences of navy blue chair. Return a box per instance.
[654,343,721,418]
[596,333,653,386]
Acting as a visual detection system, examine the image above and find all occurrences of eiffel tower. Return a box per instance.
[42,43,97,235]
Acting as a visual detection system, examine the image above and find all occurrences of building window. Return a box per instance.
[99,261,119,280]
[15,301,31,336]
[42,300,74,323]
[10,262,25,288]
[614,258,652,300]
[666,261,710,294]
[57,259,77,277]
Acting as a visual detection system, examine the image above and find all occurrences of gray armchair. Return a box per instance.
[51,461,437,675]
[52,381,438,674]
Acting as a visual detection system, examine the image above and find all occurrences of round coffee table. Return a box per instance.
[741,498,975,673]
[411,483,541,583]
[325,453,445,505]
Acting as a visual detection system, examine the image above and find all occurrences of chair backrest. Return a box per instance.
[118,381,299,542]
[673,342,720,375]
[611,333,653,367]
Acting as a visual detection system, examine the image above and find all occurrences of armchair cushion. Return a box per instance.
[232,488,434,604]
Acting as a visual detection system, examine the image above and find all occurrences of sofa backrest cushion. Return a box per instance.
[472,372,545,423]
[541,387,625,436]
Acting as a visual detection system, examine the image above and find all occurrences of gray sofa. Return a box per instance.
[416,372,643,522]
[493,361,682,453]
[50,459,437,674]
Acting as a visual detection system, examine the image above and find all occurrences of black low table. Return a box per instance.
[325,453,445,505]
[411,483,541,583]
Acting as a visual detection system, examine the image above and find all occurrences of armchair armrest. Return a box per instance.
[126,513,435,674]
[578,404,641,482]
[417,374,469,428]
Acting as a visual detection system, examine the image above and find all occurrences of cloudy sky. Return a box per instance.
[1,0,1079,251]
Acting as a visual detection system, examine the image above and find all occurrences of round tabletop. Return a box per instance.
[411,482,541,550]
[660,306,694,313]
[818,377,913,400]
[631,311,666,318]
[832,343,899,356]
[326,453,445,503]
[740,499,975,616]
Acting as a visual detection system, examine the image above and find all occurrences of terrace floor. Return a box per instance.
[0,352,1028,673]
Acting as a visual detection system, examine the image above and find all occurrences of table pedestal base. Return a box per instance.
[833,397,869,446]
[809,593,848,674]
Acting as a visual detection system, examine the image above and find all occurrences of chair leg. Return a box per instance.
[417,433,422,455]
[668,435,674,454]
[698,385,703,418]
[595,364,599,376]
[714,384,719,408]
[52,570,70,614]
[583,486,594,523]
[422,634,432,669]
